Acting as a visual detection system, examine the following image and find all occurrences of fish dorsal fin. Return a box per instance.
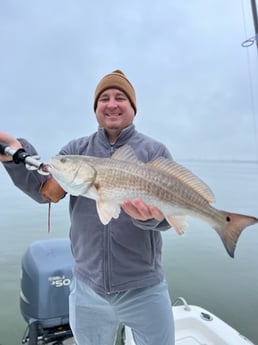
[111,144,142,164]
[147,158,215,203]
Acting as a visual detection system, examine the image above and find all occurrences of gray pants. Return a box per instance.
[69,277,175,345]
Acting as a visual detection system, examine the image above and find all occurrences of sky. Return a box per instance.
[0,0,258,162]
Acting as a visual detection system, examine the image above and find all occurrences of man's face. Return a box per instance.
[95,88,135,133]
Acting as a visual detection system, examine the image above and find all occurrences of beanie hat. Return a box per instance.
[94,70,137,114]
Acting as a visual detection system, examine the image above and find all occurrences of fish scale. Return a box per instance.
[94,158,201,208]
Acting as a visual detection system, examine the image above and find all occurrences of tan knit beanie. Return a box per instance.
[94,70,137,114]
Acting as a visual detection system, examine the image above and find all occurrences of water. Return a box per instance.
[0,162,258,345]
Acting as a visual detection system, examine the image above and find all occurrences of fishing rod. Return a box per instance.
[251,0,258,51]
[0,142,49,175]
[241,0,258,51]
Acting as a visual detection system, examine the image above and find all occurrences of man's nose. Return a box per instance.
[106,98,118,108]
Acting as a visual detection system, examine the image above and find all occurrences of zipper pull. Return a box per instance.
[110,144,115,154]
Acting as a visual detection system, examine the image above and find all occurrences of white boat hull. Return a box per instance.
[124,298,254,345]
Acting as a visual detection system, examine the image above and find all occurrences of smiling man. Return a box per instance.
[0,70,175,345]
[94,70,137,143]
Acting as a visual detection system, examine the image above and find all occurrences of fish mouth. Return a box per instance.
[46,162,58,173]
[41,163,51,173]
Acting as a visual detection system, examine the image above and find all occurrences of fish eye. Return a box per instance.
[60,157,66,163]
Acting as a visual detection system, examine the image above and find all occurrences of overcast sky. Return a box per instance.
[0,0,258,162]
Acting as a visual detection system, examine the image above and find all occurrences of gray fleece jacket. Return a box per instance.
[3,124,172,294]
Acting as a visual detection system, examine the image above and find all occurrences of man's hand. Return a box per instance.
[122,198,164,222]
[0,132,22,162]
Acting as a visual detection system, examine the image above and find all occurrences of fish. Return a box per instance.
[47,144,258,258]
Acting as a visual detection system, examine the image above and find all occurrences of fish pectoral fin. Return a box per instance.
[96,200,121,225]
[165,215,188,235]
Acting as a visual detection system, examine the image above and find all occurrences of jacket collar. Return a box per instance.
[97,124,136,149]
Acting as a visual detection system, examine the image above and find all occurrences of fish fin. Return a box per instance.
[81,185,99,199]
[165,215,188,235]
[147,158,215,204]
[213,211,258,258]
[96,200,121,225]
[111,145,142,164]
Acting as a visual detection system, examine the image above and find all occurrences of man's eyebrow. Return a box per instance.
[99,91,128,98]
[99,93,109,98]
[115,91,128,97]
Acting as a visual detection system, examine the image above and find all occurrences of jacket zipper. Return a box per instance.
[110,143,115,154]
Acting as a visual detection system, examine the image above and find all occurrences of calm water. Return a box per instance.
[0,162,258,345]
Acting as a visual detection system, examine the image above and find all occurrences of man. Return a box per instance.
[0,70,175,345]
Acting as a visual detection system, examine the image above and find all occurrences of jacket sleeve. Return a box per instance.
[131,217,171,232]
[2,138,51,203]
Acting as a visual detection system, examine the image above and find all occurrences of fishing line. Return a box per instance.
[48,202,51,233]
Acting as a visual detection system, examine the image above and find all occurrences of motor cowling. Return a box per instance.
[20,238,73,328]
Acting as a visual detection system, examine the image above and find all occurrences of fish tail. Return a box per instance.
[214,211,258,258]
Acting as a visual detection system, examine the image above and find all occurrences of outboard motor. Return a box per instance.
[20,238,74,344]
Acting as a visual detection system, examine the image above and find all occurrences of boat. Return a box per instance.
[124,297,255,345]
[19,238,255,345]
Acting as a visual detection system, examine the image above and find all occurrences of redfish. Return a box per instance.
[47,145,258,258]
